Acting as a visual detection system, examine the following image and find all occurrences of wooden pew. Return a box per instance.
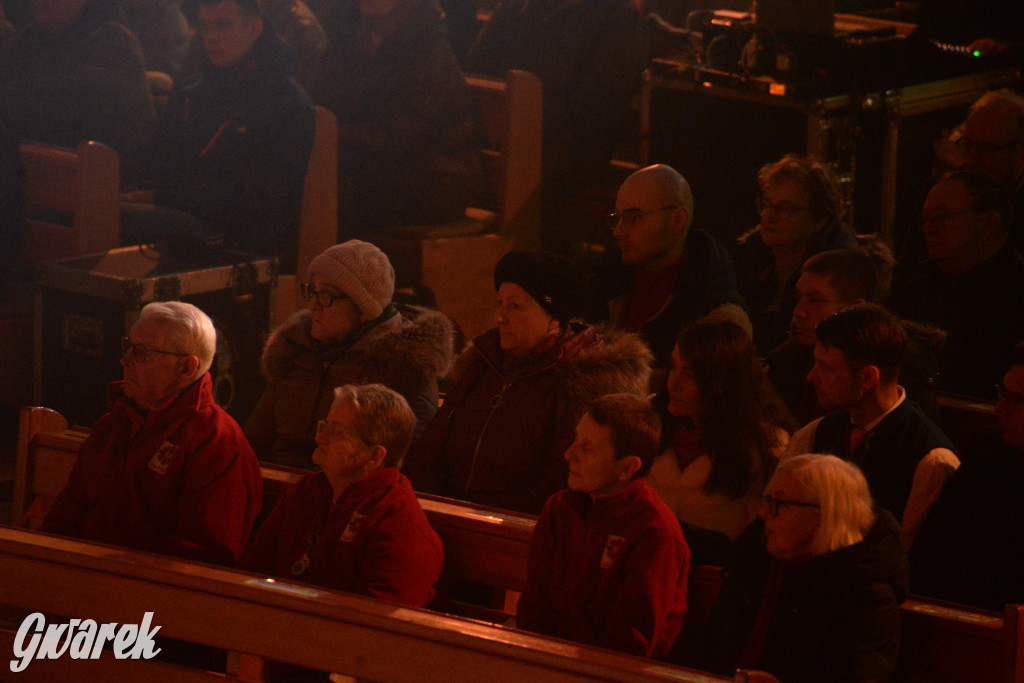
[0,527,752,683]
[17,140,121,265]
[16,406,1023,682]
[935,392,999,455]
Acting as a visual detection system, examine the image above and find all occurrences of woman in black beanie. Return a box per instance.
[403,250,653,514]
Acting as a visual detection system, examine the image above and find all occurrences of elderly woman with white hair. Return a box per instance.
[689,454,909,683]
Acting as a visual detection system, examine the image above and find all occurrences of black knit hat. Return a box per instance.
[493,250,589,324]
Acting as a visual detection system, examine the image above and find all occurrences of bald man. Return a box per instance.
[590,164,749,371]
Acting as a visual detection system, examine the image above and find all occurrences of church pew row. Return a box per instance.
[0,526,763,683]
[12,406,1024,682]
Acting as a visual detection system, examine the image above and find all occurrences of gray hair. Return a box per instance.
[772,453,875,556]
[136,301,216,379]
[332,384,416,468]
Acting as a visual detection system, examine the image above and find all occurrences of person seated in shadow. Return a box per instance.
[241,383,443,606]
[403,250,652,515]
[911,341,1024,611]
[732,154,856,355]
[517,394,690,658]
[120,0,192,83]
[891,170,1024,401]
[245,240,453,468]
[689,454,908,683]
[589,164,749,378]
[647,320,792,565]
[0,0,154,173]
[122,0,315,262]
[315,0,483,237]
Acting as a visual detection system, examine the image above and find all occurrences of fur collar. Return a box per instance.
[262,307,454,386]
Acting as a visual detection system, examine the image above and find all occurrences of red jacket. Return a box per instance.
[240,468,443,607]
[41,374,263,566]
[517,479,690,658]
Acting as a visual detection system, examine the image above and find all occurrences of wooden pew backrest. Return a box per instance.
[0,527,743,683]
[273,106,339,327]
[18,141,120,264]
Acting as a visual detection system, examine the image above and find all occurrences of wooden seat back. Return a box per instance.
[0,526,750,683]
[17,141,120,264]
[272,106,339,327]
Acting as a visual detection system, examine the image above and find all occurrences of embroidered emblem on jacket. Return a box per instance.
[601,535,626,569]
[147,441,180,475]
[340,511,367,542]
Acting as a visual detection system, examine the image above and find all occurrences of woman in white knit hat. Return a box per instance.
[245,240,454,468]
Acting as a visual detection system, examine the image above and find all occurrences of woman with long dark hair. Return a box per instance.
[648,319,792,557]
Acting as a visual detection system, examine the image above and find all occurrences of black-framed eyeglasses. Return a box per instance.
[762,492,821,517]
[996,383,1024,406]
[301,283,350,309]
[316,419,368,446]
[756,197,812,219]
[120,337,191,364]
[606,205,678,230]
[957,136,1024,156]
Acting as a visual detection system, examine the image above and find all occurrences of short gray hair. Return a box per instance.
[772,453,875,555]
[136,301,216,379]
[332,384,416,468]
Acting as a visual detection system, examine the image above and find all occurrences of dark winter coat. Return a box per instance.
[695,511,909,683]
[245,306,453,468]
[144,22,315,258]
[315,0,483,235]
[0,0,154,172]
[590,228,747,368]
[403,324,652,514]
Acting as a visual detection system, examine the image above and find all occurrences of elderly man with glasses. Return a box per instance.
[588,163,749,376]
[240,383,443,607]
[892,169,1024,400]
[41,301,263,567]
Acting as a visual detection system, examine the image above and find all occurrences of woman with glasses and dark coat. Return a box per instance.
[685,454,909,683]
[244,240,454,469]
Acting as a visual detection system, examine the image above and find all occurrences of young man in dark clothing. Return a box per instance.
[124,0,315,262]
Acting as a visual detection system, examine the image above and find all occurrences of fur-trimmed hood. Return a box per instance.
[262,306,454,389]
[454,324,653,413]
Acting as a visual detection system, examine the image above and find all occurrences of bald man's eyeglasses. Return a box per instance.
[607,206,677,230]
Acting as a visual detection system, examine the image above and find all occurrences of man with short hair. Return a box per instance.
[241,383,443,607]
[891,170,1024,400]
[123,0,315,263]
[766,242,921,425]
[590,164,749,370]
[783,304,959,546]
[517,393,690,658]
[41,301,263,566]
[911,341,1024,611]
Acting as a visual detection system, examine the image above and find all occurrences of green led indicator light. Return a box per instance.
[973,50,982,57]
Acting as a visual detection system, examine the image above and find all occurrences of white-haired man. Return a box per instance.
[42,301,263,566]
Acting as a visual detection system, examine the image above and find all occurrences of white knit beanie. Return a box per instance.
[307,240,395,319]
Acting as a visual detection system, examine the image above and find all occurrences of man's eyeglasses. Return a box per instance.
[956,136,1024,156]
[606,205,677,230]
[756,197,812,219]
[917,209,980,228]
[301,283,350,309]
[996,384,1024,406]
[762,492,821,517]
[316,419,367,445]
[120,337,191,364]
